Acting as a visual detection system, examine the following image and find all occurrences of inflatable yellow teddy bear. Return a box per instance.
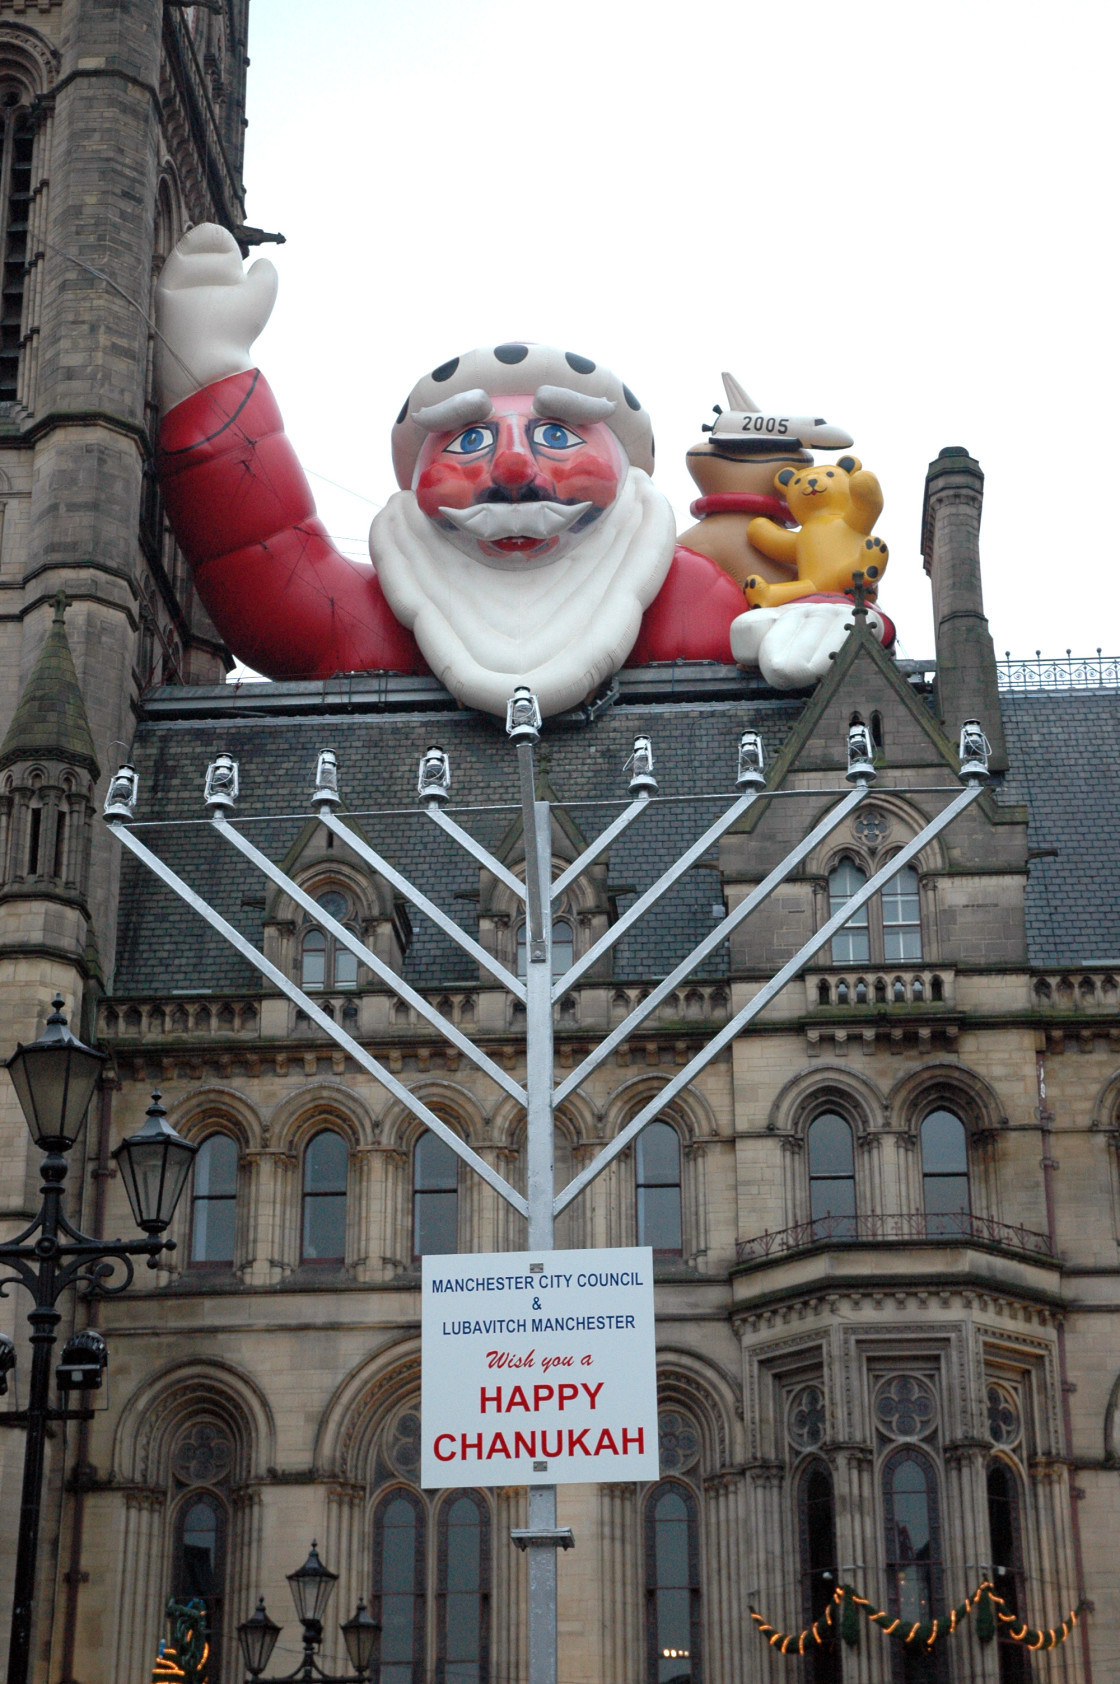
[743,455,888,607]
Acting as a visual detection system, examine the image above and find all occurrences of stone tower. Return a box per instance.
[0,0,259,1016]
[0,5,258,1677]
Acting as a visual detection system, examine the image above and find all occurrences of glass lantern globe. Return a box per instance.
[287,1541,338,1630]
[4,995,105,1151]
[111,1091,198,1234]
[340,1600,377,1676]
[237,1599,281,1677]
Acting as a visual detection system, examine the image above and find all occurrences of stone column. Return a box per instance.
[684,1140,709,1269]
[351,1146,381,1281]
[703,1469,748,1684]
[230,1484,265,1639]
[943,1440,999,1683]
[830,1445,883,1684]
[597,1482,640,1683]
[920,447,1007,772]
[743,1462,786,1684]
[494,1486,528,1684]
[322,1482,367,1676]
[238,1149,280,1286]
[1028,1458,1084,1684]
[112,1488,167,1684]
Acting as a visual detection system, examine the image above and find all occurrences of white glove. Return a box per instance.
[155,223,278,413]
[730,601,885,689]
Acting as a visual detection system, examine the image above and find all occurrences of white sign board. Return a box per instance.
[421,1246,658,1487]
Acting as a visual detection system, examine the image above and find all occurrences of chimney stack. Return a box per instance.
[921,447,1007,773]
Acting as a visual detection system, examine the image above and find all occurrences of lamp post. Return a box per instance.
[0,997,197,1684]
[237,1542,377,1683]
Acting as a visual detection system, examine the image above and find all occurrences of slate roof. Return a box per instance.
[110,673,1120,995]
[1001,689,1120,968]
[112,684,806,997]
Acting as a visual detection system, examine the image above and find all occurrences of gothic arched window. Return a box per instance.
[987,1462,1030,1684]
[808,1113,856,1237]
[829,858,869,963]
[644,1481,701,1684]
[190,1133,239,1265]
[300,889,360,990]
[920,1110,970,1237]
[171,1493,227,1680]
[798,1461,841,1684]
[373,1490,426,1684]
[829,857,923,965]
[516,916,575,979]
[882,866,921,961]
[301,1129,348,1262]
[636,1121,683,1254]
[883,1448,944,1682]
[436,1491,490,1684]
[0,99,35,405]
[413,1131,459,1258]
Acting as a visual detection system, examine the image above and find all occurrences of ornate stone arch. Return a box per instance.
[1090,1069,1120,1130]
[887,1062,1007,1138]
[603,1072,716,1145]
[656,1347,744,1474]
[111,1358,274,1684]
[113,1356,275,1488]
[267,856,396,928]
[314,1335,422,1485]
[381,1080,486,1152]
[768,1066,886,1139]
[0,22,60,102]
[495,1087,601,1156]
[807,792,950,882]
[268,1084,374,1155]
[166,1086,263,1153]
[1103,1370,1120,1468]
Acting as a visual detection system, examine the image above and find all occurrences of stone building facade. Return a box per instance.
[2,9,1120,1684]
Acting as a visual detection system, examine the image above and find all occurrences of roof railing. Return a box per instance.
[997,650,1120,691]
[735,1210,1057,1265]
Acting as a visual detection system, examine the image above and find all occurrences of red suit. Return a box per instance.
[157,372,748,682]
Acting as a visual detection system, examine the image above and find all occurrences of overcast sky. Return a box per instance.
[234,0,1117,670]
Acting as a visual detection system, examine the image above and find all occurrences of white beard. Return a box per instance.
[369,469,676,717]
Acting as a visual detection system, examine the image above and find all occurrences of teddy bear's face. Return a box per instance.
[775,459,860,519]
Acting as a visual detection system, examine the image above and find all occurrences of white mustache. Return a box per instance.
[438,500,592,541]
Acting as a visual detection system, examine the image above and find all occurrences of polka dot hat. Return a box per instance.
[391,342,655,488]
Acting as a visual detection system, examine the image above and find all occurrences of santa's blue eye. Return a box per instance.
[533,422,584,450]
[444,425,495,455]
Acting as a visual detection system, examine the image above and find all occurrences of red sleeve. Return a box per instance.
[157,371,424,679]
[626,544,745,666]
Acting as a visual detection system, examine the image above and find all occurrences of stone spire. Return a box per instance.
[0,593,100,778]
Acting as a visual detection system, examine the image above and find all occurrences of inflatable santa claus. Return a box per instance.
[155,225,889,716]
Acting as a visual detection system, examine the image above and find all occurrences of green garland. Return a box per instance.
[151,1599,209,1684]
[750,1581,1083,1658]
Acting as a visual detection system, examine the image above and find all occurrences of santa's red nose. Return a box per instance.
[492,449,537,489]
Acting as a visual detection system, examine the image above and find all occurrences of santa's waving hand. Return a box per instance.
[155,224,278,411]
[154,225,423,679]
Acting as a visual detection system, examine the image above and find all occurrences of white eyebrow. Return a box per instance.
[413,389,493,433]
[533,385,617,425]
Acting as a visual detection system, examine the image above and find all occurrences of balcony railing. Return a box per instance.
[735,1210,1057,1265]
[997,650,1120,691]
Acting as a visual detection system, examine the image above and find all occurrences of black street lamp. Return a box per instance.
[0,999,197,1684]
[238,1543,377,1682]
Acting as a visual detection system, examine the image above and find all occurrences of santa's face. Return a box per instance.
[413,394,626,568]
